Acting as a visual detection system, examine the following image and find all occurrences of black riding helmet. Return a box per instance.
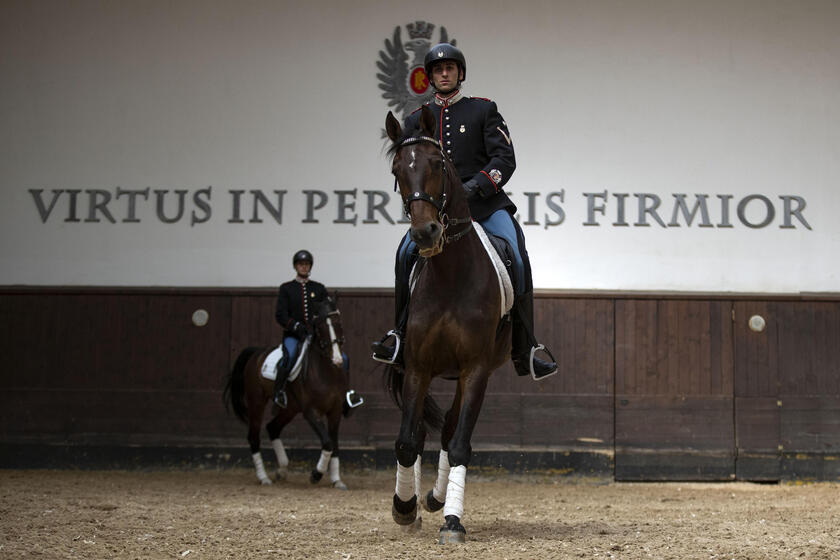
[424,43,466,86]
[293,249,313,266]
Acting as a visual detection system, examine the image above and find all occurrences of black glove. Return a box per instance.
[291,321,308,340]
[463,179,483,199]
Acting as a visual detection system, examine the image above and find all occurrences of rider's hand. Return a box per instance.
[463,179,483,199]
[291,321,308,339]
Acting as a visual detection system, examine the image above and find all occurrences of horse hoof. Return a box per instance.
[391,494,418,526]
[421,490,444,512]
[439,529,466,544]
[332,480,348,490]
[310,470,323,484]
[275,468,288,482]
[258,477,272,486]
[438,515,466,544]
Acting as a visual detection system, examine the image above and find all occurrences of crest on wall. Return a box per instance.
[377,21,457,124]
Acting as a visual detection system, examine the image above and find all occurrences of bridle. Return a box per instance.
[394,136,473,246]
[312,308,345,352]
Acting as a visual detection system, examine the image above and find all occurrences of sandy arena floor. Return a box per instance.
[1,467,838,559]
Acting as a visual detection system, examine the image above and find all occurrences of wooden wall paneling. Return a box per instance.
[733,301,780,480]
[521,298,614,454]
[775,302,840,479]
[615,300,735,480]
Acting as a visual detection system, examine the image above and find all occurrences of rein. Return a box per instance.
[394,136,473,246]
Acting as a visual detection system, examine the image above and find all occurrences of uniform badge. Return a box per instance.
[459,125,466,133]
[489,169,503,184]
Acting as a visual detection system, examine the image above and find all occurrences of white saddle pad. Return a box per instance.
[260,337,310,381]
[409,223,513,318]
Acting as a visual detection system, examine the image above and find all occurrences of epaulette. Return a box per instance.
[470,96,492,102]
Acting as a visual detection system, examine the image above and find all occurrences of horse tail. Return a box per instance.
[383,365,444,432]
[223,346,261,424]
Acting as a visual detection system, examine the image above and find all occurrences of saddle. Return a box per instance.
[260,337,311,381]
[472,223,515,318]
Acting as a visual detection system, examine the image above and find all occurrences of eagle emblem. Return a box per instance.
[377,21,457,124]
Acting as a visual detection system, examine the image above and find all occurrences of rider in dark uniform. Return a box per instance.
[274,250,362,408]
[371,43,558,380]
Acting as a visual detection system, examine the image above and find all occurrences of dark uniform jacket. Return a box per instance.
[275,278,329,334]
[405,92,517,221]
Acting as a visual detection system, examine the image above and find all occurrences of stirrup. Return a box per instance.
[274,391,288,408]
[372,329,402,365]
[345,390,364,408]
[529,344,557,381]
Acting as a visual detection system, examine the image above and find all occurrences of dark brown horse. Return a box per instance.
[384,106,512,543]
[224,297,359,489]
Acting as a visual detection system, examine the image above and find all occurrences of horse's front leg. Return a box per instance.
[302,408,334,484]
[325,407,347,490]
[392,371,429,526]
[439,371,489,545]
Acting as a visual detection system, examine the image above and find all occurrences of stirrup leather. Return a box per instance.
[345,390,364,408]
[372,329,402,364]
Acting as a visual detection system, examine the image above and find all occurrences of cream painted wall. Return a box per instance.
[1,0,838,291]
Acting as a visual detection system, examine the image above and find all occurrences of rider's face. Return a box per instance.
[431,61,462,93]
[294,261,311,278]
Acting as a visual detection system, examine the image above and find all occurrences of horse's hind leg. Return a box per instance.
[266,412,294,481]
[302,409,334,485]
[423,385,460,514]
[247,404,272,485]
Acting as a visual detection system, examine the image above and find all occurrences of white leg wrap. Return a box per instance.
[413,455,422,498]
[395,461,415,502]
[328,456,341,483]
[442,465,466,519]
[433,450,450,503]
[316,450,332,474]
[252,452,270,484]
[271,439,289,468]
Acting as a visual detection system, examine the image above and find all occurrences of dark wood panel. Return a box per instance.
[780,396,840,452]
[735,397,780,452]
[777,301,840,396]
[615,300,735,479]
[616,396,734,451]
[3,289,840,481]
[734,301,778,397]
[521,395,613,449]
[616,300,733,396]
[0,293,231,391]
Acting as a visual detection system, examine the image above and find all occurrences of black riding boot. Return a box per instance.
[371,293,408,366]
[273,356,292,408]
[371,247,414,366]
[511,290,558,380]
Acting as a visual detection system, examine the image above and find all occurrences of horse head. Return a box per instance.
[311,297,344,367]
[386,106,468,258]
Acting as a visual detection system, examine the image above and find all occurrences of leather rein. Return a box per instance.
[394,136,473,245]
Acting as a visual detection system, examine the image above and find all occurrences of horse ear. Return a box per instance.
[419,105,436,137]
[385,111,402,143]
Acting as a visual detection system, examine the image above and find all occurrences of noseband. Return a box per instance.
[394,136,473,245]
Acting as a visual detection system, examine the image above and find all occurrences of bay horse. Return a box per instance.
[223,297,358,489]
[384,106,512,544]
